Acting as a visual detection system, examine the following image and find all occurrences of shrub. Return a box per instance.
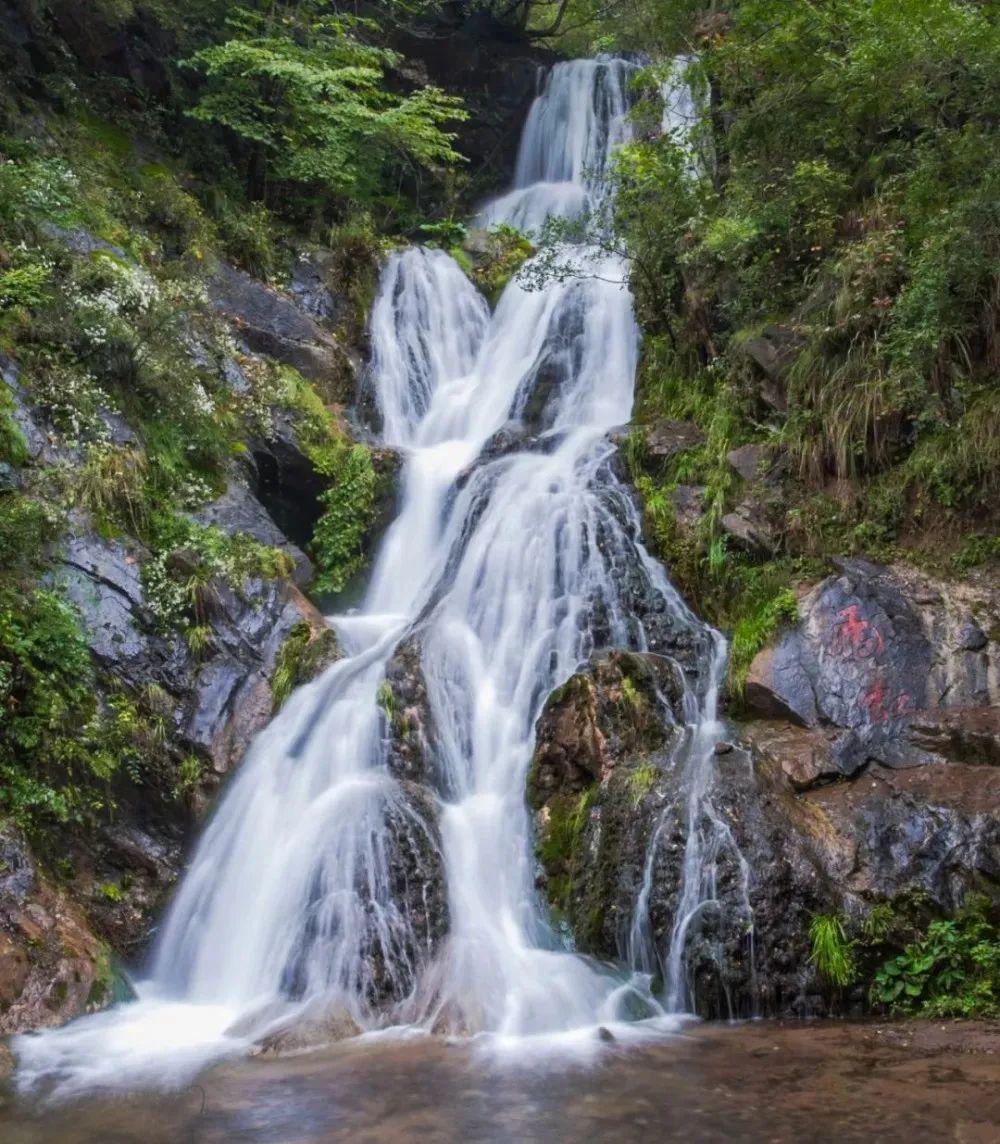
[809,913,856,988]
[871,898,1000,1019]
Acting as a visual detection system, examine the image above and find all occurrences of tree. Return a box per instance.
[184,2,467,208]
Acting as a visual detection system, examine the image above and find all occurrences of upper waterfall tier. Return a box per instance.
[477,56,637,233]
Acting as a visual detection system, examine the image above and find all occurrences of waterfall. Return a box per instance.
[15,56,734,1100]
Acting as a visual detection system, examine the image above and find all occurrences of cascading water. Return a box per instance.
[16,56,740,1100]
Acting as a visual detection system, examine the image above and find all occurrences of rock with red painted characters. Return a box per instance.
[743,559,1000,768]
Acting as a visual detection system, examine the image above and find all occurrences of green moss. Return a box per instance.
[468,225,535,305]
[272,621,340,709]
[729,588,799,697]
[625,761,659,808]
[535,786,596,913]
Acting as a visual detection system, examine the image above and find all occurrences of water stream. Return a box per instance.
[15,55,734,1100]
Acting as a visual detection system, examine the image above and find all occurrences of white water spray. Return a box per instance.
[16,56,735,1099]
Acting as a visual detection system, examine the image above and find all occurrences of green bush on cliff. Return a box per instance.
[871,898,1000,1019]
[0,586,117,826]
[602,0,1000,602]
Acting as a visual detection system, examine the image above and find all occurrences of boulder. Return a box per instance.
[726,442,777,483]
[670,484,706,533]
[741,721,866,789]
[742,559,1000,763]
[289,250,353,326]
[740,324,805,411]
[720,502,777,555]
[209,261,354,399]
[382,637,440,790]
[0,826,109,1038]
[644,419,704,462]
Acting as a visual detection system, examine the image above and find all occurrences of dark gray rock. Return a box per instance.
[740,324,804,412]
[726,443,777,483]
[209,260,353,396]
[290,250,351,325]
[901,707,1000,769]
[745,561,932,750]
[956,618,988,652]
[41,223,132,264]
[382,638,438,789]
[193,478,313,587]
[671,484,706,532]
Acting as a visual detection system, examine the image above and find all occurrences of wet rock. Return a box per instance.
[744,635,817,727]
[530,652,684,802]
[743,559,1000,756]
[0,826,108,1037]
[277,780,449,1012]
[209,260,354,399]
[800,760,1000,913]
[528,652,688,954]
[247,410,329,550]
[251,1006,361,1057]
[289,250,352,326]
[383,638,439,790]
[901,708,1000,769]
[42,517,331,955]
[741,721,866,789]
[193,478,314,587]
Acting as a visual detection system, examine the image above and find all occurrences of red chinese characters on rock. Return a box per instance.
[828,605,911,726]
[829,604,885,660]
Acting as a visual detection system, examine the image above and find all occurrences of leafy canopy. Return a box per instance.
[184,2,467,203]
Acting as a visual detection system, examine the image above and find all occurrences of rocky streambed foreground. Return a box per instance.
[2,1020,998,1142]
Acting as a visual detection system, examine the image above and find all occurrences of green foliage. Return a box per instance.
[729,588,798,697]
[468,224,535,304]
[871,897,1000,1019]
[311,443,379,596]
[0,585,115,826]
[603,0,1000,575]
[271,365,383,596]
[0,493,61,572]
[184,4,466,210]
[142,511,293,631]
[0,262,52,312]
[272,619,339,709]
[809,913,856,988]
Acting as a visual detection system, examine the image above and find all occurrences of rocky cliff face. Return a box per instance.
[0,243,365,1038]
[528,559,1000,1018]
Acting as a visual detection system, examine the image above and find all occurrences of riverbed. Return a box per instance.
[3,1020,998,1142]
